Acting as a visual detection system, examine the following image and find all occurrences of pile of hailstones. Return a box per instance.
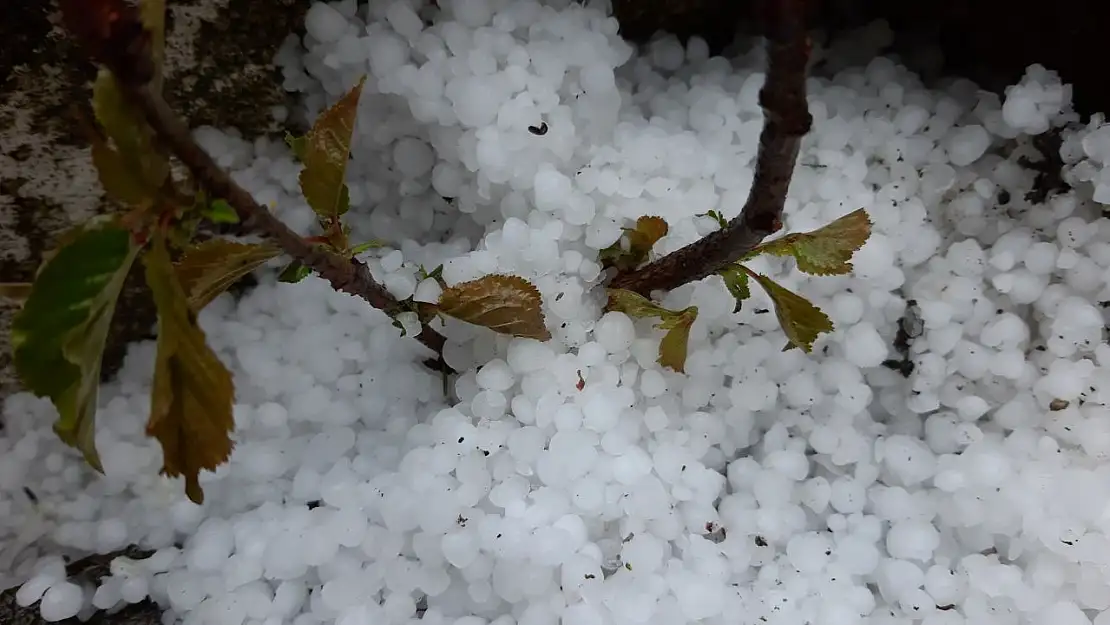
[4,2,1110,625]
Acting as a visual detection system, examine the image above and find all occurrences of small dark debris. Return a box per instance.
[624,562,633,571]
[585,574,596,579]
[1020,130,1070,204]
[886,299,922,377]
[1062,539,1075,546]
[1050,398,1070,411]
[755,535,768,547]
[754,308,769,315]
[481,449,490,456]
[997,189,1011,205]
[528,122,549,136]
[457,514,468,526]
[704,522,727,544]
[576,370,586,391]
[882,358,915,378]
[937,605,956,611]
[458,437,465,443]
[306,500,321,509]
[22,487,38,504]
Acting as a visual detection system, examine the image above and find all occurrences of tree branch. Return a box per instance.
[124,83,449,361]
[609,0,812,296]
[58,0,450,369]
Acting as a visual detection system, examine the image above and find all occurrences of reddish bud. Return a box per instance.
[59,0,154,86]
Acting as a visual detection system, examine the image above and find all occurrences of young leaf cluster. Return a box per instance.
[610,209,871,369]
[12,0,269,504]
[605,289,697,372]
[599,216,669,271]
[280,76,381,283]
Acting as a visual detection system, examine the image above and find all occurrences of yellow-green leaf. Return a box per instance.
[657,306,698,372]
[202,199,240,224]
[11,221,141,472]
[174,240,282,311]
[745,268,834,353]
[718,266,751,313]
[0,282,33,303]
[606,289,698,373]
[599,216,669,271]
[605,288,672,319]
[348,240,385,256]
[90,135,151,206]
[92,69,169,192]
[278,260,312,284]
[285,132,307,161]
[92,70,140,157]
[745,209,872,276]
[438,274,551,340]
[144,237,236,505]
[627,216,668,256]
[299,76,366,219]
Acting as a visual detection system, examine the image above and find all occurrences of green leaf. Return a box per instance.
[11,221,141,472]
[744,209,872,276]
[285,132,307,161]
[744,267,834,353]
[718,266,751,313]
[699,210,728,229]
[417,264,446,289]
[174,240,282,311]
[278,260,312,283]
[605,289,698,373]
[144,237,236,505]
[392,316,408,337]
[438,274,551,340]
[657,306,698,373]
[599,216,669,271]
[348,240,385,256]
[417,263,444,281]
[202,199,240,224]
[299,76,366,220]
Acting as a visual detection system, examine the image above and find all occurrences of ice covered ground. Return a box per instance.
[4,0,1110,624]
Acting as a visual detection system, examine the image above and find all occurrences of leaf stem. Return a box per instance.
[121,82,450,362]
[609,0,812,296]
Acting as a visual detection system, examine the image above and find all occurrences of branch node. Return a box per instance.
[609,0,813,296]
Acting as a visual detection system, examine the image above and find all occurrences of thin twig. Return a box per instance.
[125,82,449,360]
[609,0,812,296]
[57,0,450,368]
